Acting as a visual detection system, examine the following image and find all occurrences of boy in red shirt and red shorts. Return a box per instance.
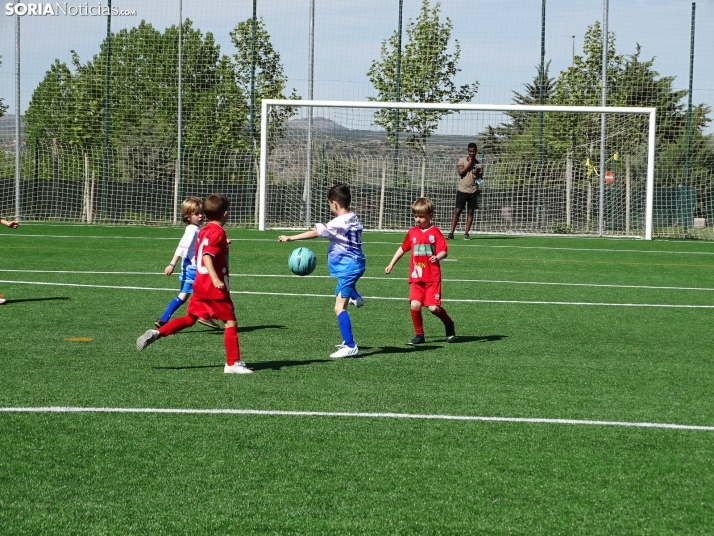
[136,194,252,374]
[385,198,456,345]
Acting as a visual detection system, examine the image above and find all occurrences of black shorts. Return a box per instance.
[455,190,480,210]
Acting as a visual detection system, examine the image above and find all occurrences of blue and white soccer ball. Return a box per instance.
[288,247,317,276]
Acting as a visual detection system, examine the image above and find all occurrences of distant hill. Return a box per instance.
[287,116,480,158]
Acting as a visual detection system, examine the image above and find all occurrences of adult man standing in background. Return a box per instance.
[447,142,483,240]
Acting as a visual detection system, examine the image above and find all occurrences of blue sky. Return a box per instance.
[1,0,712,132]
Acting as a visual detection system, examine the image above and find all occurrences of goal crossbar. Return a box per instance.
[259,100,657,238]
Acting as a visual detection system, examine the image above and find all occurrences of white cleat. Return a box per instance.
[330,344,359,358]
[136,329,159,351]
[349,295,365,307]
[224,361,254,374]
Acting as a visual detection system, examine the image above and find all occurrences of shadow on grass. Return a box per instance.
[171,324,288,336]
[4,296,71,304]
[250,359,331,371]
[240,324,288,333]
[449,334,508,344]
[359,335,508,355]
[152,364,224,370]
[359,345,442,356]
[153,358,330,371]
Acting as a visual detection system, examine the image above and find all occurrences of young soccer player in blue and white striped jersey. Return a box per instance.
[278,184,365,358]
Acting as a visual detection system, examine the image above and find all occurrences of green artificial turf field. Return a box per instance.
[1,223,713,534]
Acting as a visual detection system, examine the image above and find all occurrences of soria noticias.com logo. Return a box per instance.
[5,3,137,16]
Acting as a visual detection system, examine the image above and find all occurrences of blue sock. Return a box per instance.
[350,288,361,299]
[337,310,355,347]
[159,296,185,322]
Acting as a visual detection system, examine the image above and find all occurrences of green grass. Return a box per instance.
[1,223,714,534]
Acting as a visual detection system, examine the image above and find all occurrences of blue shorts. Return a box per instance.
[334,269,364,299]
[179,264,196,294]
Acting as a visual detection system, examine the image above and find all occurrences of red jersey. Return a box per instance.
[192,221,231,300]
[400,224,447,283]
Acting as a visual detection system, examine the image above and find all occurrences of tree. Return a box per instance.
[367,0,478,155]
[24,59,78,144]
[483,61,555,158]
[230,17,299,152]
[494,22,714,183]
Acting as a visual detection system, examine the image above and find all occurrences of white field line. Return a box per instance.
[1,406,712,432]
[2,279,714,308]
[4,233,714,256]
[3,269,714,293]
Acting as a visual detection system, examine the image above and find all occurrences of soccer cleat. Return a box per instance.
[136,329,160,351]
[0,295,6,305]
[224,361,253,374]
[445,323,456,342]
[330,344,359,358]
[154,319,167,329]
[408,334,426,345]
[197,317,222,330]
[463,233,471,240]
[446,233,454,240]
[349,295,365,307]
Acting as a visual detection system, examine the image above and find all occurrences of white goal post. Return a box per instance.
[259,100,656,239]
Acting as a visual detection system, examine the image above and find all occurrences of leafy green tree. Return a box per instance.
[483,61,555,158]
[230,17,299,152]
[367,0,478,154]
[23,59,75,143]
[494,22,714,184]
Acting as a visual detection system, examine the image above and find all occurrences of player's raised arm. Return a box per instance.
[279,229,319,242]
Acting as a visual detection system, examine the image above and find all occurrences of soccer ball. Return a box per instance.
[288,247,317,276]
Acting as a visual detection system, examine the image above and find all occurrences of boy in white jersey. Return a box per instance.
[385,198,456,344]
[154,198,219,330]
[279,184,365,358]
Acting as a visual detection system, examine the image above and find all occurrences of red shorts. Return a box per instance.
[409,281,442,307]
[187,296,236,322]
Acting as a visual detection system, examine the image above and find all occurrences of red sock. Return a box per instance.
[158,314,197,337]
[410,309,424,335]
[432,306,453,326]
[224,326,240,366]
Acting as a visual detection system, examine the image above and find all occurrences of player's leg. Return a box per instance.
[156,265,194,327]
[449,191,468,239]
[137,313,198,351]
[463,192,478,239]
[425,282,455,342]
[223,318,252,374]
[348,288,364,307]
[330,277,359,358]
[448,207,462,239]
[408,283,426,344]
[156,292,188,327]
[463,208,474,239]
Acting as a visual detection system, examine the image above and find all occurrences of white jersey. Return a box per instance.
[315,212,365,277]
[174,224,200,270]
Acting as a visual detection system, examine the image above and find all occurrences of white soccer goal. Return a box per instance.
[259,100,656,239]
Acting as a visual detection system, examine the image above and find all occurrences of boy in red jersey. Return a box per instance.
[385,198,456,344]
[136,194,252,374]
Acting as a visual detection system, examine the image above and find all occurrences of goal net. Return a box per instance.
[259,100,656,239]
